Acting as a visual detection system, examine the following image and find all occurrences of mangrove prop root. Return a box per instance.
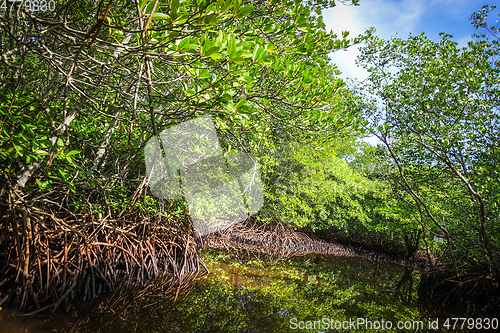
[203,218,433,268]
[202,218,352,259]
[418,268,500,317]
[0,175,205,313]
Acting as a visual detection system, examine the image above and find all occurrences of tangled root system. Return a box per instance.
[203,218,355,259]
[0,174,204,314]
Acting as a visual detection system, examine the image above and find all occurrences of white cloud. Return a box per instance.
[330,47,366,80]
[323,4,364,80]
[372,0,425,36]
[325,2,362,37]
[323,0,427,80]
[323,3,365,80]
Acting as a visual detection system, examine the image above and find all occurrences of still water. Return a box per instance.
[0,248,444,332]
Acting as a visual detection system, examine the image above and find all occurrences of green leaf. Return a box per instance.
[144,0,156,14]
[140,0,150,11]
[204,14,217,25]
[216,0,224,11]
[205,46,220,56]
[177,37,190,50]
[66,155,76,166]
[186,44,199,50]
[66,150,81,156]
[252,45,264,61]
[171,0,179,20]
[231,57,245,64]
[59,169,68,181]
[68,182,76,194]
[228,34,236,58]
[151,12,170,20]
[221,0,232,13]
[240,51,252,58]
[209,53,224,60]
[236,98,247,108]
[172,15,189,25]
[232,0,241,14]
[36,179,51,190]
[237,5,255,17]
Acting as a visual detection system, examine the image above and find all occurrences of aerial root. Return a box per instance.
[202,218,354,259]
[0,176,205,313]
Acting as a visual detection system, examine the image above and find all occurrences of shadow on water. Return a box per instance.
[1,248,451,332]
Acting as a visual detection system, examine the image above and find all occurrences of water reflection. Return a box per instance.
[0,249,442,332]
[0,272,201,333]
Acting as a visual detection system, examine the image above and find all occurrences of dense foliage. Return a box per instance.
[1,0,499,315]
[0,0,359,201]
[354,6,500,276]
[0,0,367,311]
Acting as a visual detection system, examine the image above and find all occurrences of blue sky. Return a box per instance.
[323,0,497,80]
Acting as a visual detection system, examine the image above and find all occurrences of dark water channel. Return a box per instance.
[1,248,453,332]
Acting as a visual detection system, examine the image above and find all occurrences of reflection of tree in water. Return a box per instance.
[68,273,293,332]
[1,250,437,333]
[0,272,203,333]
[393,267,414,303]
[192,287,292,333]
[70,253,425,332]
[66,273,201,332]
[66,272,202,332]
